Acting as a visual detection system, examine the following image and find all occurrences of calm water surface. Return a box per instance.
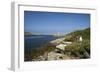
[25,35,59,52]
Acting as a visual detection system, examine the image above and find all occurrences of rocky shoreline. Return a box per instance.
[25,28,90,61]
[31,37,73,61]
[50,37,65,44]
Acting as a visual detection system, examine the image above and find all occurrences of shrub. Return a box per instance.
[64,35,73,42]
[28,43,56,60]
[65,41,90,58]
[82,40,90,54]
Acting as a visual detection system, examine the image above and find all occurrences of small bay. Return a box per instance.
[25,35,60,52]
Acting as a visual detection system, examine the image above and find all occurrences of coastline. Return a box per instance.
[50,37,65,44]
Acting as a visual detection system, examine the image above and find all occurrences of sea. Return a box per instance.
[24,35,60,52]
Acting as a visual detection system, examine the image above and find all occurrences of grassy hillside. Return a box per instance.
[64,28,90,59]
[24,28,90,61]
[64,28,90,42]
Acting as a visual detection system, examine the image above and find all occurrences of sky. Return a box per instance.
[24,11,90,35]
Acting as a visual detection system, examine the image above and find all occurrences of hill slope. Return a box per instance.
[64,28,90,42]
[64,28,90,59]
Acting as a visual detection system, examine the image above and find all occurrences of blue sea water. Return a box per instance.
[24,35,59,52]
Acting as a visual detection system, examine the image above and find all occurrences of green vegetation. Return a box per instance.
[64,28,90,59]
[64,28,90,42]
[65,41,90,59]
[82,39,90,54]
[24,28,90,61]
[25,43,56,61]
